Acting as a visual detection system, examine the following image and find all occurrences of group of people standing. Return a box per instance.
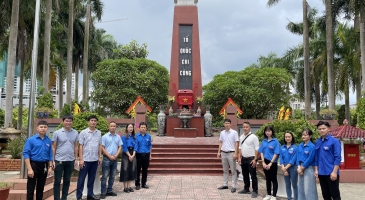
[218,119,342,200]
[22,115,152,200]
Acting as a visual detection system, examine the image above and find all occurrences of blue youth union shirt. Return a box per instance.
[135,133,152,153]
[296,141,315,168]
[279,144,297,165]
[23,133,52,162]
[258,138,280,162]
[315,134,341,175]
[121,134,136,153]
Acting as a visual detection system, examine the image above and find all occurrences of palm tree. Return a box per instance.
[42,0,53,93]
[4,0,20,128]
[267,0,311,119]
[82,0,103,104]
[325,0,335,110]
[66,0,75,104]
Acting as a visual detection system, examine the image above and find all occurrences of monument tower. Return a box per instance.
[168,0,202,102]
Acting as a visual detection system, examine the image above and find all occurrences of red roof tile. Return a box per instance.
[330,125,365,139]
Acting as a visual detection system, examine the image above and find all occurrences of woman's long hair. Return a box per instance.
[125,123,135,139]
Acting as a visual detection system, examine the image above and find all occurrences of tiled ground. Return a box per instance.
[67,175,268,200]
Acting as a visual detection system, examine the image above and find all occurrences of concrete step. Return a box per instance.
[9,182,59,200]
[149,162,222,169]
[149,167,222,175]
[150,157,220,163]
[153,144,219,149]
[44,183,77,200]
[152,152,217,158]
[152,147,217,153]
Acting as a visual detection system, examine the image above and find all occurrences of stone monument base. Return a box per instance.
[166,117,204,137]
[173,128,197,137]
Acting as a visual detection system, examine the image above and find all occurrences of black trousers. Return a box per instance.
[135,153,150,186]
[27,161,48,200]
[241,157,258,193]
[318,175,341,200]
[263,159,278,197]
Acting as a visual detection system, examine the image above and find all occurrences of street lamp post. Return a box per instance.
[20,0,41,179]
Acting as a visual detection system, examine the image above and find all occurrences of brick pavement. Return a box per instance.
[67,175,268,200]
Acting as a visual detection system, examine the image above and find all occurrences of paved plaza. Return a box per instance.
[63,174,364,200]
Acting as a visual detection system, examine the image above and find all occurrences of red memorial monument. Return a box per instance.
[166,0,205,137]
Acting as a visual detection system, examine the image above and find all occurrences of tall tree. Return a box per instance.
[66,0,74,104]
[5,0,20,128]
[42,0,53,93]
[82,0,103,104]
[325,0,335,110]
[267,0,311,119]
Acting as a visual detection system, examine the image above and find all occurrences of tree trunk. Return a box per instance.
[42,0,52,93]
[17,58,24,130]
[74,57,79,101]
[303,0,311,119]
[355,14,361,102]
[325,0,335,110]
[58,53,64,117]
[360,14,365,98]
[5,0,20,128]
[345,87,350,124]
[66,0,74,104]
[315,81,321,120]
[82,1,91,104]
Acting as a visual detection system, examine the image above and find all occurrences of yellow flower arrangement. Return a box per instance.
[196,96,203,106]
[168,95,175,105]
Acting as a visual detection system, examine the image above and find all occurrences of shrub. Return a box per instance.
[12,107,29,129]
[56,112,109,134]
[36,92,54,109]
[7,134,26,159]
[357,96,365,129]
[255,119,320,145]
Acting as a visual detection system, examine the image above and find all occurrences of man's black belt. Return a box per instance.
[138,152,150,156]
[221,151,235,153]
[242,156,255,160]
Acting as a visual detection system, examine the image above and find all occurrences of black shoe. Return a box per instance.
[238,189,251,194]
[124,188,130,193]
[217,185,229,190]
[128,187,134,192]
[106,191,117,196]
[251,191,258,198]
[231,188,236,193]
[87,195,100,200]
[135,185,141,190]
[142,184,149,189]
[100,194,106,199]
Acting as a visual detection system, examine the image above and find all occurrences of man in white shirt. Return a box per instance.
[237,121,260,198]
[217,119,239,193]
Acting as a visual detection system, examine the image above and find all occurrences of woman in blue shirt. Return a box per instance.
[119,124,137,193]
[296,128,318,200]
[280,132,298,200]
[259,125,280,200]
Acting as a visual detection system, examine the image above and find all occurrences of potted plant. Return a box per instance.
[196,96,203,116]
[167,96,175,116]
[320,109,338,120]
[0,182,13,200]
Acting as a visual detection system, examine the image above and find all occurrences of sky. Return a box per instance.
[92,0,356,105]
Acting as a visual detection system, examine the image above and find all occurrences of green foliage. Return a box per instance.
[12,107,29,129]
[0,182,13,189]
[91,58,169,116]
[36,92,54,109]
[0,108,4,127]
[255,119,320,145]
[357,97,365,129]
[114,40,149,59]
[147,112,157,131]
[7,134,26,159]
[350,108,357,126]
[60,103,72,117]
[337,105,345,125]
[56,112,109,134]
[203,67,291,119]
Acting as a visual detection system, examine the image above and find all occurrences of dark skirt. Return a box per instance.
[119,149,137,182]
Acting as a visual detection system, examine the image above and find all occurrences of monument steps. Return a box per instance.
[150,144,222,175]
[153,147,216,153]
[6,175,76,200]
